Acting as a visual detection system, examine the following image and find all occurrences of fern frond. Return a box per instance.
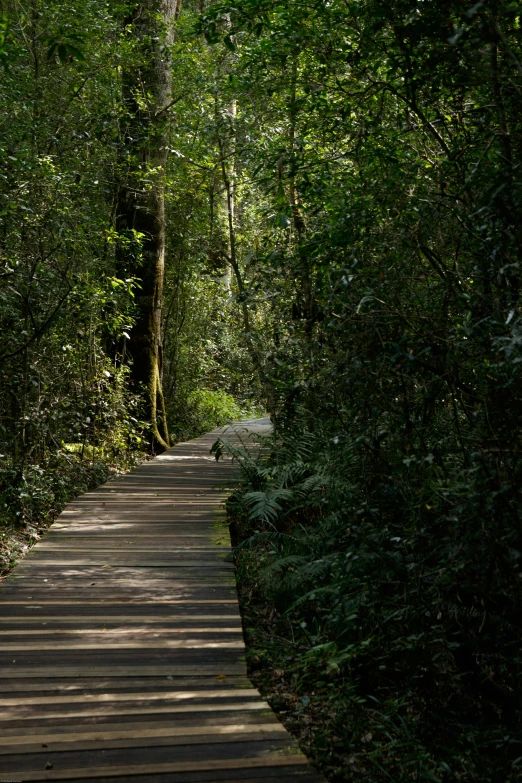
[286,584,340,613]
[243,488,294,523]
[262,554,308,577]
[236,530,310,554]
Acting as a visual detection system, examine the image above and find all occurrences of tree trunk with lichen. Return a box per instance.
[116,0,180,451]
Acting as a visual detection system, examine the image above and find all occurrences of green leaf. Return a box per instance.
[276,212,290,229]
[223,35,236,52]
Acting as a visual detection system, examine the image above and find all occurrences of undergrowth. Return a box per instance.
[218,418,522,782]
[0,449,145,577]
[169,388,265,442]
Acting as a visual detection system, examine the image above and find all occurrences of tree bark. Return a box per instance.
[288,54,315,336]
[220,98,236,293]
[116,0,180,451]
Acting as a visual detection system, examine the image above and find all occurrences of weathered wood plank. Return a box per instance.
[0,701,269,722]
[0,723,287,753]
[0,689,261,706]
[0,713,278,737]
[0,665,248,677]
[0,757,311,782]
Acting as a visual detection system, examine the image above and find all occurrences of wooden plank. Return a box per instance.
[0,665,248,677]
[0,596,237,611]
[58,774,323,783]
[0,701,268,721]
[0,689,261,706]
[0,629,243,637]
[0,680,255,695]
[4,739,300,767]
[0,756,308,782]
[1,649,245,662]
[0,722,286,750]
[0,713,278,738]
[0,618,242,625]
[0,640,245,650]
[18,559,234,567]
[1,711,277,734]
[15,564,235,572]
[0,733,287,757]
[28,546,231,552]
[2,581,237,589]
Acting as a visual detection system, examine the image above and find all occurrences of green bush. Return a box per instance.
[221,415,522,782]
[170,388,264,442]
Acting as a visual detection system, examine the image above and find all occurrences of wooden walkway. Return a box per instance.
[0,420,324,782]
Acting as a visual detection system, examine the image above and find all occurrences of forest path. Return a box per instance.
[0,419,324,782]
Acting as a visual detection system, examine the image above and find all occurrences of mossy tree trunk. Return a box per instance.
[116,0,181,451]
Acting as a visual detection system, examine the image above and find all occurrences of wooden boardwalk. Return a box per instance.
[0,420,324,782]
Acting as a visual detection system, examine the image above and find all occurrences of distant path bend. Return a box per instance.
[0,419,325,782]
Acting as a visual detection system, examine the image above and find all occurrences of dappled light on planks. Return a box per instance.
[0,420,325,782]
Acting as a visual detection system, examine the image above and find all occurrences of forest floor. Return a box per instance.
[0,523,41,581]
[236,550,354,783]
[234,548,365,783]
[0,458,137,580]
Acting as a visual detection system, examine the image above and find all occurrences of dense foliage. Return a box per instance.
[204,0,522,779]
[1,0,521,779]
[0,0,259,545]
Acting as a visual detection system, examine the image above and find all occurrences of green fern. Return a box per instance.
[242,488,294,524]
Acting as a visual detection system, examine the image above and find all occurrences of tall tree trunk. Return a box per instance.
[288,54,314,336]
[116,0,180,451]
[220,97,236,293]
[218,129,273,415]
